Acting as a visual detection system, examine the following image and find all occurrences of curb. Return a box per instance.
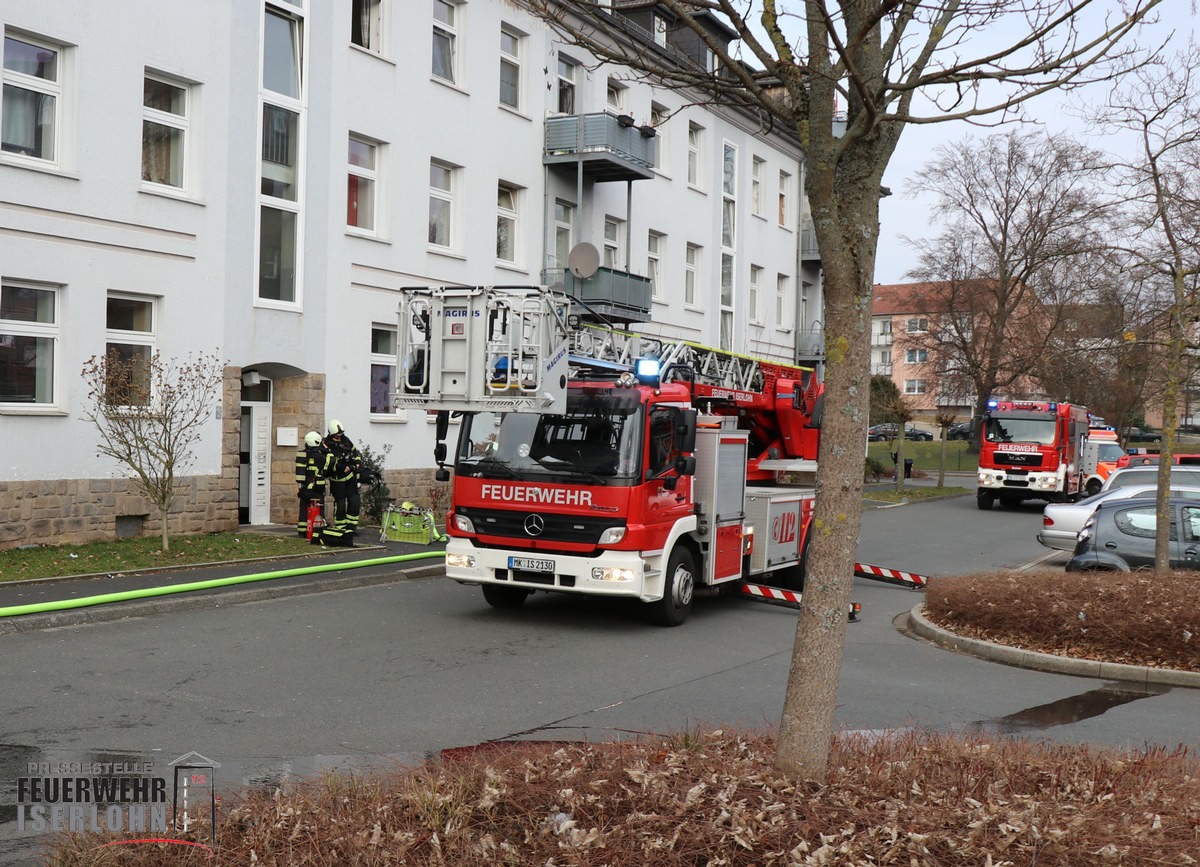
[0,563,445,635]
[908,603,1200,689]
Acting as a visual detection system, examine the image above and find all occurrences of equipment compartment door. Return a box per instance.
[712,523,743,582]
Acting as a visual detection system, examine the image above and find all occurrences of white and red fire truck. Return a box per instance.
[393,285,827,625]
[975,399,1093,510]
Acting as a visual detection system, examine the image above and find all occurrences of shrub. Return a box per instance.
[357,443,393,524]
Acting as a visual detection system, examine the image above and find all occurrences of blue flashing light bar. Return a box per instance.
[635,357,661,385]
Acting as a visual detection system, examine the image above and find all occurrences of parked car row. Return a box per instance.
[867,423,934,442]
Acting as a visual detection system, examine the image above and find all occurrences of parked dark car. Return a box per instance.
[1066,496,1200,572]
[946,421,972,441]
[867,423,933,442]
[1127,427,1163,443]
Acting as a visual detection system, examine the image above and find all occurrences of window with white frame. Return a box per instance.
[906,317,929,333]
[347,135,378,232]
[905,348,928,363]
[653,13,668,45]
[647,231,664,300]
[749,265,762,321]
[351,0,383,53]
[432,0,458,84]
[603,216,624,269]
[428,159,456,249]
[751,156,764,216]
[258,3,305,305]
[0,281,57,406]
[496,182,519,263]
[687,122,702,186]
[720,253,734,350]
[142,73,189,190]
[556,57,575,114]
[881,319,893,334]
[904,379,927,395]
[105,294,156,407]
[650,102,667,170]
[499,26,521,110]
[776,274,790,328]
[554,199,574,267]
[684,243,700,306]
[606,78,625,111]
[2,32,63,163]
[370,325,397,414]
[778,170,791,226]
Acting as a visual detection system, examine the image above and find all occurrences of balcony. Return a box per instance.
[871,332,893,346]
[542,266,652,323]
[871,363,893,376]
[544,112,656,182]
[795,323,824,358]
[800,228,820,262]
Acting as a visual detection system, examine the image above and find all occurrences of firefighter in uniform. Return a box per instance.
[322,419,363,546]
[295,431,331,539]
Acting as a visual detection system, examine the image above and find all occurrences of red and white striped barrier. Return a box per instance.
[739,583,861,621]
[853,562,928,589]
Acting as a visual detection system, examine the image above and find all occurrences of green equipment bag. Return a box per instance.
[379,503,448,544]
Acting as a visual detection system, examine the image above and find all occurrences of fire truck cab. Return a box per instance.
[976,399,1092,509]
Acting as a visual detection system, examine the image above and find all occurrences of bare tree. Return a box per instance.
[1094,45,1200,572]
[902,130,1112,438]
[513,0,1164,779]
[933,409,958,486]
[80,350,225,552]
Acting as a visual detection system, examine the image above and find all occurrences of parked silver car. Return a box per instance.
[1101,465,1200,491]
[1038,485,1200,551]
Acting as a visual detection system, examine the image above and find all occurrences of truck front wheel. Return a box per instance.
[977,491,995,510]
[650,546,695,627]
[482,584,531,609]
[1086,479,1102,496]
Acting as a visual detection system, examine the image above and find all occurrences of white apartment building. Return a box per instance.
[0,0,824,549]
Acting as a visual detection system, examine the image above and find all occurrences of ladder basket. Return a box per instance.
[380,504,447,544]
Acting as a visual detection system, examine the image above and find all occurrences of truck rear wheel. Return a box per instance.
[1086,479,1102,496]
[482,584,531,609]
[976,491,995,510]
[649,546,695,627]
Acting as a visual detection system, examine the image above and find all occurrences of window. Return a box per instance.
[370,325,397,414]
[2,33,62,163]
[722,143,736,195]
[881,320,893,334]
[497,182,519,263]
[603,216,624,269]
[749,265,762,321]
[556,57,575,114]
[778,170,791,225]
[606,78,625,111]
[432,0,458,84]
[554,199,574,267]
[904,379,927,395]
[428,159,455,249]
[684,243,699,306]
[105,295,155,407]
[499,26,521,109]
[258,3,305,305]
[906,317,929,333]
[650,102,667,170]
[687,123,702,186]
[776,274,790,327]
[647,231,664,299]
[351,0,383,53]
[0,282,57,406]
[142,74,189,190]
[751,157,764,216]
[720,254,734,350]
[905,348,928,363]
[347,135,378,232]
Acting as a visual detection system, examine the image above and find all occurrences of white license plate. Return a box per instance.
[509,557,554,573]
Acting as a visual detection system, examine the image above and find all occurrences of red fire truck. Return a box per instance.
[394,285,826,625]
[975,399,1092,510]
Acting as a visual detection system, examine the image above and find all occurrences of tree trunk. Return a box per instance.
[160,507,171,552]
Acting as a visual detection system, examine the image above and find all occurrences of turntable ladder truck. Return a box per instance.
[394,284,914,626]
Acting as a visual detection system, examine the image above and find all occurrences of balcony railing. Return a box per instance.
[871,363,893,376]
[795,323,824,357]
[542,266,652,322]
[800,228,820,261]
[871,333,893,346]
[544,112,656,182]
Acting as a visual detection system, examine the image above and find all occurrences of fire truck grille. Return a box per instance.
[997,452,1044,467]
[459,506,624,546]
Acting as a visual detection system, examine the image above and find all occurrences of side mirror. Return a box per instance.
[435,467,450,482]
[674,455,696,476]
[434,442,447,463]
[676,409,697,452]
[663,476,679,491]
[435,411,449,441]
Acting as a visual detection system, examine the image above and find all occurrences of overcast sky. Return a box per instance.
[872,7,1196,285]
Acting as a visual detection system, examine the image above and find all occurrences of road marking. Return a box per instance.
[1016,550,1063,572]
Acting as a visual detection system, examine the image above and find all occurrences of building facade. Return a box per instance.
[0,0,824,549]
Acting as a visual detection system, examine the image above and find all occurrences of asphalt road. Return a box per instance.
[1,494,1194,863]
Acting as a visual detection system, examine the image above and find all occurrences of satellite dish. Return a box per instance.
[567,242,600,279]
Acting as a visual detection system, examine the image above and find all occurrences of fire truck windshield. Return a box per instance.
[454,393,643,484]
[984,416,1057,445]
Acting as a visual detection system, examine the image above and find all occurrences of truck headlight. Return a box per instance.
[591,566,636,582]
[446,552,476,569]
[598,527,626,545]
[454,514,476,534]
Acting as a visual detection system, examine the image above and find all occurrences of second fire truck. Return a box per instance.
[394,285,825,625]
[975,399,1093,510]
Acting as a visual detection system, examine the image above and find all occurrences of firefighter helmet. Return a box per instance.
[304,431,322,448]
[327,419,345,436]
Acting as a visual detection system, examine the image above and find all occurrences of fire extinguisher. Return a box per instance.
[306,501,325,540]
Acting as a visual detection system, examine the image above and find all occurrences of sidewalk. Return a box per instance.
[0,527,447,635]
